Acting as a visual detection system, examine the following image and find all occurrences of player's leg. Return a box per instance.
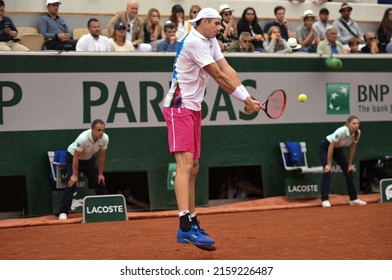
[83,157,107,195]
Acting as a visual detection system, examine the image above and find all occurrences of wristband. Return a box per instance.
[231,85,250,102]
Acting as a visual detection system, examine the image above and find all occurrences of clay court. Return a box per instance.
[0,193,391,260]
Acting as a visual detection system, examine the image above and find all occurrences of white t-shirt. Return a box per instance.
[67,129,109,160]
[109,38,134,52]
[163,28,224,111]
[76,34,111,52]
[326,126,360,148]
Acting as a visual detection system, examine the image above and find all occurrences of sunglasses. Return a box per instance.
[192,10,200,14]
[223,13,232,16]
[341,9,351,13]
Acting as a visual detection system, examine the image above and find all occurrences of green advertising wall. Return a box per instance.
[0,53,391,217]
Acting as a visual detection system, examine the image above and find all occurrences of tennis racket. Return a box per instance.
[244,89,287,119]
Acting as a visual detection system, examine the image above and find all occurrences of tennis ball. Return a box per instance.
[298,93,307,102]
[325,57,343,70]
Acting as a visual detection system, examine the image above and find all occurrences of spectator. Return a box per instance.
[376,8,392,53]
[227,31,255,53]
[143,8,162,44]
[296,9,317,52]
[237,7,264,52]
[313,8,332,43]
[348,36,361,53]
[0,0,29,51]
[168,4,186,42]
[386,41,392,53]
[361,32,382,54]
[317,26,344,55]
[332,3,363,45]
[263,5,294,41]
[184,5,201,35]
[109,22,134,52]
[156,22,179,52]
[217,4,238,51]
[107,0,149,51]
[263,26,292,54]
[76,18,110,52]
[38,0,77,51]
[58,119,109,220]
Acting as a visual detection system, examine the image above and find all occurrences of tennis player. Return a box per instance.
[163,7,261,249]
[319,115,367,208]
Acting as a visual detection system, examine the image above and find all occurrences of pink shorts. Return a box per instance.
[163,107,201,159]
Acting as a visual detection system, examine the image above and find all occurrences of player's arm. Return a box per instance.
[203,59,261,113]
[325,141,336,173]
[67,150,81,187]
[348,142,357,172]
[97,149,106,185]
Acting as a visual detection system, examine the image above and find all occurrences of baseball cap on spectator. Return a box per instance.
[339,3,353,13]
[189,7,222,26]
[171,4,184,14]
[319,8,329,15]
[46,0,61,5]
[219,4,234,14]
[386,42,392,53]
[115,22,126,30]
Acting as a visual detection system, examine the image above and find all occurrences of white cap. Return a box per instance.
[218,4,234,14]
[287,38,302,50]
[189,7,222,26]
[303,9,315,18]
[46,0,62,5]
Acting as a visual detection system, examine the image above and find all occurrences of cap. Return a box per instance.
[319,8,329,15]
[114,22,126,30]
[46,0,61,5]
[339,3,353,13]
[303,9,315,19]
[171,4,184,14]
[189,7,222,26]
[287,38,302,50]
[218,4,234,14]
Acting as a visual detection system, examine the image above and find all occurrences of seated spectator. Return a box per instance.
[376,7,392,53]
[143,8,162,44]
[184,4,201,35]
[348,36,361,53]
[38,0,77,51]
[317,26,344,55]
[263,5,294,41]
[332,3,363,46]
[237,7,265,52]
[168,4,186,42]
[361,32,382,54]
[217,4,238,52]
[313,8,332,43]
[227,31,255,53]
[263,26,292,54]
[0,0,29,51]
[76,18,110,52]
[156,22,179,52]
[107,0,150,51]
[109,22,134,52]
[296,9,317,53]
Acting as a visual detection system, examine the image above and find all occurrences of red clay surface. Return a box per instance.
[1,194,391,260]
